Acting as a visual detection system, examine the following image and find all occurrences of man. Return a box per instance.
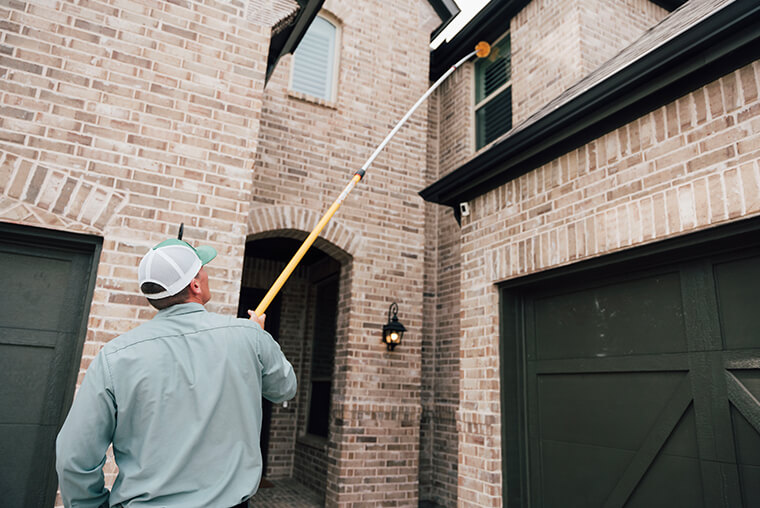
[56,237,297,508]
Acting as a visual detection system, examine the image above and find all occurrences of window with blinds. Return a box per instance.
[474,34,512,149]
[291,15,338,101]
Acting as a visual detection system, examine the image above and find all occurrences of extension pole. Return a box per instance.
[253,42,492,317]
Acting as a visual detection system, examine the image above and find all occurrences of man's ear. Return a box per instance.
[188,275,202,296]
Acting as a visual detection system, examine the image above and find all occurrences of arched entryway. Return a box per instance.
[239,233,351,505]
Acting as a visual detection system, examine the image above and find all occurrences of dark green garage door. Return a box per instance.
[0,223,100,507]
[501,226,760,508]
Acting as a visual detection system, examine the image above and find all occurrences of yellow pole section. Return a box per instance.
[253,173,362,316]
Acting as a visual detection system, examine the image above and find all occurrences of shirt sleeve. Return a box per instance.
[256,327,297,403]
[56,351,116,508]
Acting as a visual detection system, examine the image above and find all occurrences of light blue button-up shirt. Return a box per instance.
[56,303,297,508]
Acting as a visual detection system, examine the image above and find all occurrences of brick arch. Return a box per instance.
[245,205,362,263]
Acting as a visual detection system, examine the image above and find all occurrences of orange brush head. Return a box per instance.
[475,41,491,58]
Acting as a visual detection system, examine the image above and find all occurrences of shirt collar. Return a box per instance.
[156,302,207,318]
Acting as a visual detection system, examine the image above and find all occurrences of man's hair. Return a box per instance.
[141,282,192,310]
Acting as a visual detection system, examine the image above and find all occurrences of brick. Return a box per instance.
[707,173,726,222]
[0,54,42,74]
[39,89,85,109]
[0,127,34,147]
[722,72,740,113]
[0,106,34,121]
[28,136,75,155]
[23,164,47,203]
[739,64,758,103]
[724,167,743,218]
[687,146,735,174]
[51,177,78,214]
[74,19,117,38]
[693,177,709,225]
[738,163,760,214]
[737,133,760,156]
[693,88,708,125]
[161,22,197,41]
[46,67,90,87]
[706,81,725,118]
[57,25,101,44]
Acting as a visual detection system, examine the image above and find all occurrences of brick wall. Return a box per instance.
[436,65,474,177]
[0,0,274,314]
[0,0,282,504]
[422,86,462,507]
[453,60,760,507]
[577,0,667,76]
[294,435,328,499]
[511,0,666,125]
[254,0,432,504]
[420,89,439,504]
[426,2,690,505]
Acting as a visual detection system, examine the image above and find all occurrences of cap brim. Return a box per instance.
[196,245,217,265]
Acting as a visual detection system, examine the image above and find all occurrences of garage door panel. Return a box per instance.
[737,464,760,507]
[537,372,687,450]
[533,272,686,360]
[730,407,760,466]
[0,327,59,348]
[0,423,56,507]
[0,251,72,331]
[506,226,760,508]
[727,370,760,433]
[624,452,705,508]
[535,353,691,374]
[0,344,54,424]
[0,225,99,508]
[540,439,634,508]
[714,255,760,350]
[729,370,760,401]
[659,403,700,459]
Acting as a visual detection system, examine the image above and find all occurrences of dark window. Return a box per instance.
[475,34,512,149]
[306,275,338,437]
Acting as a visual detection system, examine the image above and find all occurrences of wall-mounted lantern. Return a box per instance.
[382,302,406,351]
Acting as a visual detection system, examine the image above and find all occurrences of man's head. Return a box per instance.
[138,238,217,310]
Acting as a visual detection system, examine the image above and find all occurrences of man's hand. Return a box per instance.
[248,310,266,329]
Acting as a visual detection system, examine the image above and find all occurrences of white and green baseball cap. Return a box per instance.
[138,238,217,299]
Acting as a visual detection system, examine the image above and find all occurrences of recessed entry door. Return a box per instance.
[0,224,100,508]
[501,227,760,508]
